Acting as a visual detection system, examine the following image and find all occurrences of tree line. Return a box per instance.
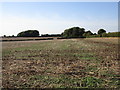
[61,27,119,38]
[2,27,120,38]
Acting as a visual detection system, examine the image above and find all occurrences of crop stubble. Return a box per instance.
[2,38,120,88]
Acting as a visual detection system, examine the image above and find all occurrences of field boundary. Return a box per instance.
[1,38,54,42]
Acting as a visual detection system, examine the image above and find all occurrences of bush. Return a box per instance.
[102,33,107,37]
[83,31,93,38]
[85,35,101,38]
[86,32,120,38]
[102,32,120,37]
[41,34,61,37]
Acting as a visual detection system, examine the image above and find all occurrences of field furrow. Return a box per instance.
[2,38,120,88]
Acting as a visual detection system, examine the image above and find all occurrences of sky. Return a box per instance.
[0,2,118,36]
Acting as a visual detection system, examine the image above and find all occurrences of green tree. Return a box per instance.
[102,33,107,37]
[12,35,15,37]
[83,31,93,37]
[97,29,106,37]
[17,30,39,37]
[62,27,85,38]
[3,35,6,37]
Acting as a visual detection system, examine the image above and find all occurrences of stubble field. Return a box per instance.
[2,38,120,88]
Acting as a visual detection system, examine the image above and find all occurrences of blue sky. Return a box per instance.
[0,2,118,36]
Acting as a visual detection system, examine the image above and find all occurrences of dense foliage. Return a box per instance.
[3,27,119,38]
[83,31,93,38]
[102,32,120,37]
[62,27,85,38]
[17,30,39,37]
[98,29,106,36]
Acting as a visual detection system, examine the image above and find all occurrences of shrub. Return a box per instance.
[86,35,101,38]
[102,32,120,37]
[83,31,93,38]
